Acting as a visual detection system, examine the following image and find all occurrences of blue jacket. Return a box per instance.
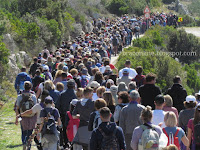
[90,122,126,150]
[15,72,32,92]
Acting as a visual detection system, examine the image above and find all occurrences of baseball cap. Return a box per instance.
[65,58,70,62]
[105,65,111,71]
[70,99,79,106]
[110,85,118,93]
[197,103,200,110]
[90,81,100,89]
[43,65,49,71]
[45,96,53,104]
[107,79,114,85]
[63,66,68,72]
[155,94,165,104]
[123,68,129,74]
[67,79,75,86]
[186,95,196,103]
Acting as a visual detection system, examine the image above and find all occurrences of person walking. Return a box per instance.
[119,90,145,150]
[90,107,126,150]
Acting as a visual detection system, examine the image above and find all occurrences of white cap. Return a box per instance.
[186,95,196,103]
[70,99,78,106]
[69,55,74,59]
[43,65,49,71]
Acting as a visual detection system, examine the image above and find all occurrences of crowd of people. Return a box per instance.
[13,14,197,150]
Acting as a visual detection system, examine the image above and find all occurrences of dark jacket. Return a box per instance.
[29,63,40,77]
[165,83,187,112]
[56,89,77,115]
[49,89,60,104]
[138,84,161,109]
[90,122,126,150]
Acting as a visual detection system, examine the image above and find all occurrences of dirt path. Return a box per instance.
[184,27,200,37]
[110,34,144,65]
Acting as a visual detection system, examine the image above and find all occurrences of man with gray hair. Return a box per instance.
[119,90,145,150]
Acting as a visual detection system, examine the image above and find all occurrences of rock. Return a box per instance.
[72,23,85,38]
[175,0,190,15]
[85,21,94,33]
[19,51,32,67]
[2,34,19,53]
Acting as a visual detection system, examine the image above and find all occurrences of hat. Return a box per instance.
[70,99,78,106]
[110,85,118,93]
[107,79,114,85]
[65,58,70,62]
[105,65,111,71]
[45,96,53,103]
[43,65,49,71]
[195,90,200,96]
[56,51,61,56]
[197,103,200,110]
[186,95,196,103]
[155,94,165,104]
[118,82,128,92]
[67,79,75,86]
[90,81,100,89]
[123,68,129,74]
[82,68,88,75]
[96,63,102,68]
[63,66,68,72]
[69,55,74,59]
[129,90,140,99]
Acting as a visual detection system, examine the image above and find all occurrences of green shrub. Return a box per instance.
[106,0,128,16]
[116,47,185,92]
[162,0,175,4]
[0,36,9,83]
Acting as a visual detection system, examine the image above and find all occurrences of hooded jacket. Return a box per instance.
[90,122,126,150]
[165,83,187,112]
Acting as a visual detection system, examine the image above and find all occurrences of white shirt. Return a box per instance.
[92,93,99,101]
[119,67,137,79]
[152,110,166,128]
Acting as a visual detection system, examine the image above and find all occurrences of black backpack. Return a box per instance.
[19,93,34,113]
[194,122,200,144]
[42,108,57,136]
[98,127,119,150]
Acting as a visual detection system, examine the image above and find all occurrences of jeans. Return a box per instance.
[21,125,33,149]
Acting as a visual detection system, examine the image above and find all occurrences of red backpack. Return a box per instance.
[66,111,80,142]
[163,128,180,150]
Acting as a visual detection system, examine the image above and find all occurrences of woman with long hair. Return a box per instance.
[103,91,115,114]
[187,103,200,150]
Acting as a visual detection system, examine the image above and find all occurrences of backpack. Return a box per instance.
[19,93,34,113]
[194,122,200,144]
[42,108,57,136]
[66,111,80,142]
[80,76,88,88]
[163,128,180,150]
[98,126,119,150]
[93,111,102,129]
[140,124,159,150]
